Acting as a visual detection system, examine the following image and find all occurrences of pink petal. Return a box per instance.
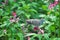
[12,12,17,17]
[28,36,30,40]
[55,0,58,1]
[10,18,15,22]
[54,1,58,5]
[48,4,54,10]
[41,30,44,34]
[34,27,39,31]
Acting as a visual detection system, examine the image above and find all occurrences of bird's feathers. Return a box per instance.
[26,19,45,26]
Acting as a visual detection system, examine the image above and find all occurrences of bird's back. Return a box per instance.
[26,19,45,26]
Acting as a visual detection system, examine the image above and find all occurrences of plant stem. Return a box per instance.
[58,1,60,37]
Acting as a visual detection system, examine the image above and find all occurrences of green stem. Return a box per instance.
[58,1,60,37]
[59,2,60,27]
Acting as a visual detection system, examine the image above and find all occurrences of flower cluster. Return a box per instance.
[12,12,17,17]
[34,27,44,34]
[34,27,39,31]
[10,12,19,23]
[48,0,58,10]
[38,29,44,34]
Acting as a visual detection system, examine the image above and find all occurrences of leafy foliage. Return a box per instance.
[0,0,60,40]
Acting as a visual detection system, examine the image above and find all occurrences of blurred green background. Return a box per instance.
[0,0,60,40]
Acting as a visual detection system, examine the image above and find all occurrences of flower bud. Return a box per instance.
[34,27,39,31]
[12,12,16,17]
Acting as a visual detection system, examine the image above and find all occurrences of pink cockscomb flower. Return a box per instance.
[55,0,58,1]
[48,0,58,10]
[28,36,30,40]
[54,0,58,5]
[40,29,44,34]
[38,29,44,34]
[12,12,17,17]
[48,3,54,10]
[34,27,39,31]
[10,11,20,23]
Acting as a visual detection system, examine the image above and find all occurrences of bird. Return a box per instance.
[26,19,45,27]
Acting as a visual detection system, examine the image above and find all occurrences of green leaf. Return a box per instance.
[0,9,3,16]
[38,34,42,40]
[25,33,36,37]
[17,33,24,40]
[43,33,50,40]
